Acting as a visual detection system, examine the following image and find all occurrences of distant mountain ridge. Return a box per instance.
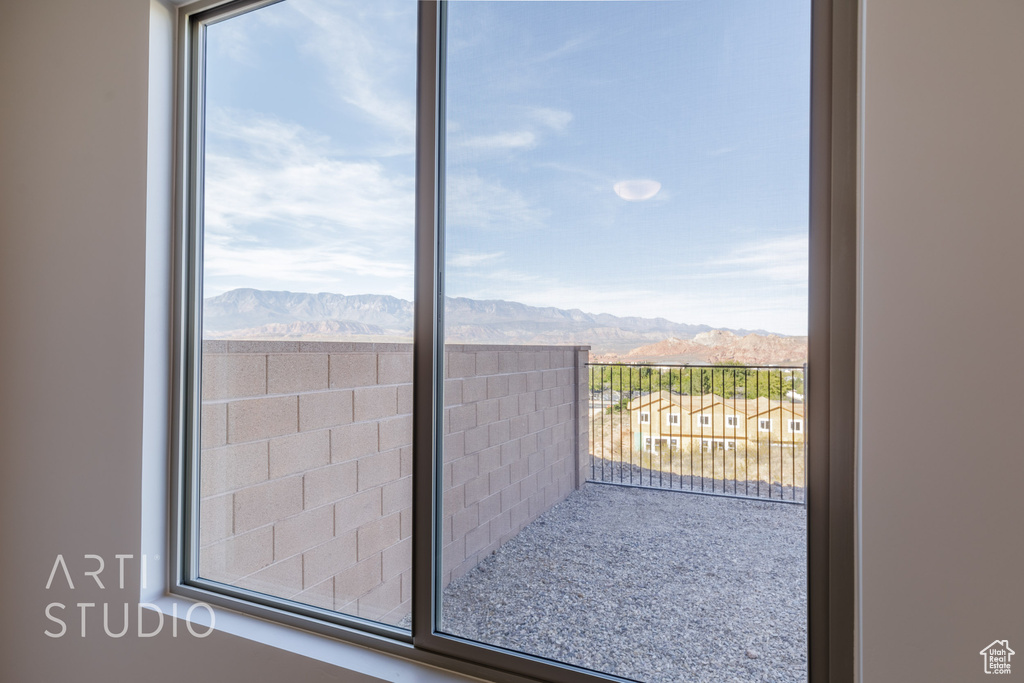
[593,331,808,365]
[203,288,775,354]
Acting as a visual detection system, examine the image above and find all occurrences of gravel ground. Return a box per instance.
[441,483,807,683]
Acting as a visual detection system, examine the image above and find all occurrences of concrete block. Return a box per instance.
[331,421,378,462]
[450,453,477,487]
[274,505,334,560]
[499,395,518,420]
[443,432,465,460]
[442,538,465,575]
[335,488,383,534]
[303,461,357,509]
[463,474,489,507]
[227,396,298,443]
[441,382,462,411]
[401,446,412,478]
[202,354,266,401]
[378,414,412,451]
[334,556,382,605]
[475,351,498,375]
[199,493,233,545]
[201,441,268,497]
[357,449,401,491]
[381,475,411,516]
[199,527,273,583]
[299,390,353,432]
[498,352,518,373]
[397,383,413,414]
[267,353,328,394]
[303,531,357,588]
[500,483,521,512]
[451,504,478,541]
[464,425,489,454]
[235,555,303,599]
[377,353,413,385]
[507,372,527,396]
[357,574,402,622]
[475,399,499,426]
[353,385,397,423]
[381,537,411,581]
[269,430,330,479]
[516,351,537,372]
[329,353,377,389]
[356,512,401,561]
[499,439,521,467]
[201,403,228,449]
[478,492,500,523]
[448,404,476,433]
[445,352,475,379]
[461,376,487,403]
[486,374,509,399]
[478,446,499,475]
[296,577,335,611]
[234,476,303,533]
[488,420,511,448]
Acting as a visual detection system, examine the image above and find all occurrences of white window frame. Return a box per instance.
[789,419,803,432]
[699,414,711,426]
[726,415,739,428]
[169,1,859,681]
[639,411,651,424]
[667,413,680,425]
[759,418,772,432]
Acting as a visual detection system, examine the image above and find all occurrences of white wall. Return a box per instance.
[859,1,1024,680]
[1,0,1022,681]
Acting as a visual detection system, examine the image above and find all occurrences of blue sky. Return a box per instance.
[203,0,810,335]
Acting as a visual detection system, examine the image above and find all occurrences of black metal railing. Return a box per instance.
[587,363,806,504]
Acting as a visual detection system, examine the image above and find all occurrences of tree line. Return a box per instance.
[588,363,804,402]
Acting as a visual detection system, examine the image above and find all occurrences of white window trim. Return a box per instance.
[639,411,651,424]
[789,419,803,432]
[699,414,711,426]
[759,418,772,432]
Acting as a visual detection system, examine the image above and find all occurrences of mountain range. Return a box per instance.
[204,288,790,358]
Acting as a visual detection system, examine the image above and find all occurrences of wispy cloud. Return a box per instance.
[704,235,809,283]
[287,0,417,146]
[528,107,573,132]
[445,172,549,232]
[460,131,537,151]
[448,251,505,268]
[202,110,415,295]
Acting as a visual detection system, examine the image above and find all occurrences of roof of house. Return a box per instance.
[628,392,805,418]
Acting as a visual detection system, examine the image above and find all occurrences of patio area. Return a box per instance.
[441,483,808,683]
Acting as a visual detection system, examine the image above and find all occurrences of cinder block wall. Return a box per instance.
[198,340,589,624]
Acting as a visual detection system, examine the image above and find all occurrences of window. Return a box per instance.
[789,419,803,432]
[759,418,772,432]
[726,415,739,428]
[174,1,856,681]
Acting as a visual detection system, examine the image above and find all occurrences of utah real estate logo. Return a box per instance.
[979,640,1014,675]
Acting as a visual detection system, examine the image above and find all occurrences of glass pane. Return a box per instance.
[196,0,416,628]
[439,1,810,680]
